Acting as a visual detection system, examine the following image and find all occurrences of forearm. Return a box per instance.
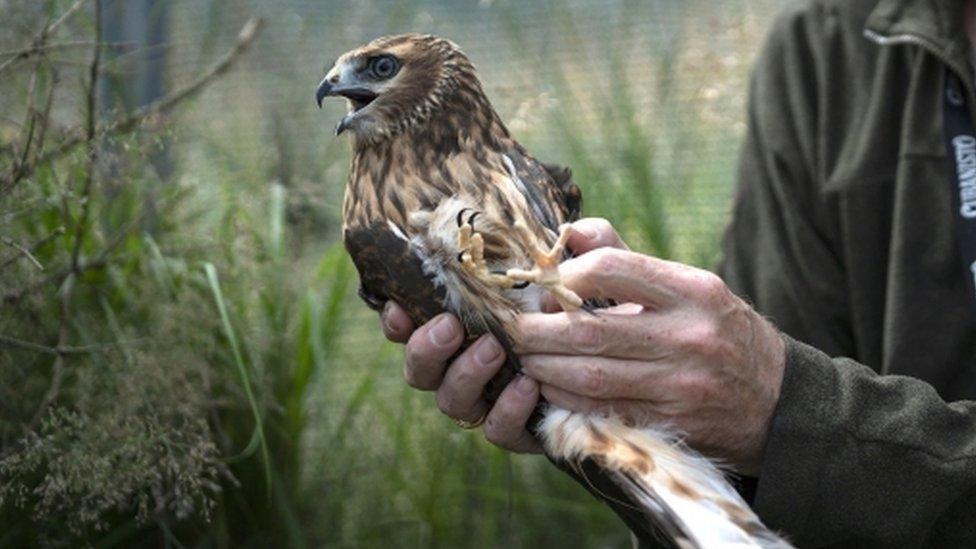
[753,335,976,546]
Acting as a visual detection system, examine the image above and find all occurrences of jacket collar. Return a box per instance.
[864,0,970,75]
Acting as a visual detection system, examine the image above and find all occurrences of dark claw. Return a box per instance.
[457,251,466,262]
[580,303,600,316]
[511,281,530,289]
[455,208,482,230]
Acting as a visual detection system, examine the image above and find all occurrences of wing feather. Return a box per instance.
[344,224,445,323]
[504,148,582,230]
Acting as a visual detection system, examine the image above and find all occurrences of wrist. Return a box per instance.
[740,313,786,475]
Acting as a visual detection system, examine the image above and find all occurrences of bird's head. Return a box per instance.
[316,33,486,144]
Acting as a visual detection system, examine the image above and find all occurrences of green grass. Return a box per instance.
[205,261,271,497]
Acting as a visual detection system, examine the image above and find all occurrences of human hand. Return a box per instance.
[379,217,629,453]
[514,224,786,475]
[380,304,541,453]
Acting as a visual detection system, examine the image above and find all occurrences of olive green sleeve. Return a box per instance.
[719,3,854,358]
[755,336,976,545]
[718,5,976,545]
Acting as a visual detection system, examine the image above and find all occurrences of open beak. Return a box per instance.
[316,74,379,135]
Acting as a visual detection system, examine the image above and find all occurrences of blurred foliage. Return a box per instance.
[0,0,781,547]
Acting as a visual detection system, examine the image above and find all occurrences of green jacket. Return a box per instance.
[718,0,976,545]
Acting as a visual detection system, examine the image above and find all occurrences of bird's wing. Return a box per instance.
[504,147,582,231]
[540,160,582,223]
[344,213,527,405]
[344,222,446,324]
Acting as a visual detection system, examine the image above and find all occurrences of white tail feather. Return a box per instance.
[538,407,792,548]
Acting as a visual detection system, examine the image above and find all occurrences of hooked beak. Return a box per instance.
[316,74,379,135]
[315,76,332,109]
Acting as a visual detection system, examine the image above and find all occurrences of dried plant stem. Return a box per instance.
[28,0,102,432]
[0,0,88,76]
[0,40,137,57]
[0,226,65,272]
[2,190,170,305]
[0,16,264,193]
[4,56,45,192]
[29,65,60,167]
[2,61,58,195]
[0,333,113,356]
[39,18,263,176]
[0,235,45,270]
[2,256,105,305]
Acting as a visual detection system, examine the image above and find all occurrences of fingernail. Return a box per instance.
[515,375,536,395]
[578,224,598,240]
[428,315,457,347]
[382,302,400,333]
[474,336,501,366]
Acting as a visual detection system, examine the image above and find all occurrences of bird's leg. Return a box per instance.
[506,223,583,311]
[457,212,519,288]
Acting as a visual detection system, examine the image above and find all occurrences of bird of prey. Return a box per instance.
[317,33,790,548]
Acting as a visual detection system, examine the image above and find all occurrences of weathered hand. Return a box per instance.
[379,218,628,453]
[514,224,786,475]
[381,303,542,453]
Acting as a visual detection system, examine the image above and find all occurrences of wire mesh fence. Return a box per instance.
[0,1,794,545]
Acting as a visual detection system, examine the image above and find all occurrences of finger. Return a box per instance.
[436,335,506,422]
[540,293,646,315]
[567,217,629,254]
[482,375,543,453]
[521,353,673,400]
[513,308,671,359]
[555,248,692,308]
[381,301,415,343]
[539,384,668,429]
[403,313,464,390]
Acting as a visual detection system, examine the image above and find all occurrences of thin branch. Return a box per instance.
[28,64,59,167]
[16,115,37,175]
[0,0,88,75]
[12,17,265,187]
[0,40,137,57]
[28,0,101,432]
[1,16,265,306]
[46,0,89,37]
[66,0,102,277]
[0,333,116,355]
[0,235,45,270]
[2,174,170,305]
[2,256,106,305]
[0,226,65,272]
[5,57,44,190]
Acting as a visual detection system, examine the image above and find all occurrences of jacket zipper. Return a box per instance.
[863,28,976,110]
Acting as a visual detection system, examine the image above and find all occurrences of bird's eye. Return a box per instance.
[369,55,399,79]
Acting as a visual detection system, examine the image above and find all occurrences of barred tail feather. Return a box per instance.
[538,407,792,548]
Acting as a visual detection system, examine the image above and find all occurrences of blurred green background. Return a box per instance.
[0,0,786,546]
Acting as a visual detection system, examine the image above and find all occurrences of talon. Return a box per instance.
[456,208,471,227]
[512,281,530,289]
[467,211,480,229]
[504,224,583,311]
[457,212,514,289]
